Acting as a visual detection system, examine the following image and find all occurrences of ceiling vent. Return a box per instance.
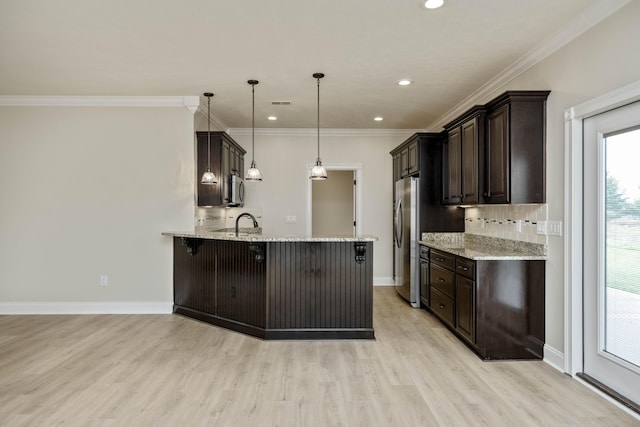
[271,101,292,105]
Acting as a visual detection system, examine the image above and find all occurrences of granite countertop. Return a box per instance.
[419,233,547,260]
[162,231,378,242]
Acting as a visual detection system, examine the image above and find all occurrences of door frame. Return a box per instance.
[564,79,640,376]
[306,163,363,236]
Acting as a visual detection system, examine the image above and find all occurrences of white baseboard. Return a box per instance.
[543,344,565,373]
[374,277,394,286]
[0,302,173,315]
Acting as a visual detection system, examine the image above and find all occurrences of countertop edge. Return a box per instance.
[419,240,547,261]
[163,231,378,242]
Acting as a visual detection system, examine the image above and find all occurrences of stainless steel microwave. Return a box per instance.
[225,174,244,207]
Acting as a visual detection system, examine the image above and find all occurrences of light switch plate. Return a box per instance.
[286,215,296,224]
[536,221,547,235]
[548,220,563,236]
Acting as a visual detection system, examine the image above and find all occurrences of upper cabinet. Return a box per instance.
[484,91,550,204]
[441,90,550,205]
[442,107,486,205]
[196,131,246,207]
[392,137,420,181]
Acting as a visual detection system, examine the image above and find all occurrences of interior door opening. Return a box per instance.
[307,164,362,237]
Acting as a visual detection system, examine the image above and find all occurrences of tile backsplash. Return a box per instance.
[195,206,263,232]
[464,204,548,244]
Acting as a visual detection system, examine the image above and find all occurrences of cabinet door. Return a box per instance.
[486,104,510,203]
[420,258,429,306]
[407,140,419,175]
[456,275,475,344]
[216,241,266,328]
[460,118,479,204]
[400,148,409,177]
[392,153,402,183]
[444,128,461,204]
[197,133,222,207]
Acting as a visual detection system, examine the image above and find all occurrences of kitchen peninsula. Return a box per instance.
[162,231,377,340]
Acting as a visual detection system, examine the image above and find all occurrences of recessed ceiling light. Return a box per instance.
[424,0,444,9]
[374,116,384,122]
[397,79,412,86]
[267,116,277,121]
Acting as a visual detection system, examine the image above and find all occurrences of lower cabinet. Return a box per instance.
[428,248,544,360]
[419,245,430,306]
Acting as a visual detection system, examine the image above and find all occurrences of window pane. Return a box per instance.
[604,128,640,368]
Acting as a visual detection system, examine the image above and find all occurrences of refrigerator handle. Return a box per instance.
[396,199,403,248]
[393,200,399,247]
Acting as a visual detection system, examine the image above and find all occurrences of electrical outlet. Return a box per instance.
[286,215,296,224]
[536,221,547,235]
[514,220,523,233]
[100,275,108,286]
[547,220,563,236]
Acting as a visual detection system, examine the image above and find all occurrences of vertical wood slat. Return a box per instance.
[266,241,373,330]
[173,238,216,315]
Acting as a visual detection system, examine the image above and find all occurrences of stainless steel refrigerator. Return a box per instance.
[393,177,420,308]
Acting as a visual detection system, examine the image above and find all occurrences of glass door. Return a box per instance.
[583,101,640,406]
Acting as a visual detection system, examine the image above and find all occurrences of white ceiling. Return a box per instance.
[0,0,613,130]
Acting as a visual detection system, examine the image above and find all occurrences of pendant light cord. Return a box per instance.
[252,83,255,162]
[316,76,320,161]
[207,96,211,169]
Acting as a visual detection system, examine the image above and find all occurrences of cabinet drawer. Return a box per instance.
[429,264,454,298]
[419,245,429,260]
[455,257,475,279]
[430,249,455,270]
[430,287,455,327]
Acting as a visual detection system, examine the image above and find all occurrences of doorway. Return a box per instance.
[306,164,363,236]
[582,103,640,407]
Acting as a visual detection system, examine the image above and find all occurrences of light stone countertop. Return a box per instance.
[162,231,378,242]
[419,233,547,260]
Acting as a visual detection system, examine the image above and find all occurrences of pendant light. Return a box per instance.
[201,92,217,185]
[245,80,263,181]
[310,72,328,180]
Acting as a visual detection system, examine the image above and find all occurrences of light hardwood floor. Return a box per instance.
[1,287,638,426]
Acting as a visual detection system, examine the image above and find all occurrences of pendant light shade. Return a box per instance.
[245,80,262,181]
[310,73,327,180]
[201,92,218,185]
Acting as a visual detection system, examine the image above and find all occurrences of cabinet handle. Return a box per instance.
[438,303,445,309]
[483,192,488,197]
[438,277,445,282]
[436,257,444,262]
[458,266,469,271]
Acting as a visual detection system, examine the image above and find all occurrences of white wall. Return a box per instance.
[458,1,640,355]
[229,130,415,284]
[312,170,354,236]
[0,106,195,308]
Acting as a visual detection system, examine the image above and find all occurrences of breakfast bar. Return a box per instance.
[163,232,377,340]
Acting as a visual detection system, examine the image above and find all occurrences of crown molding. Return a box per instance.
[0,95,200,112]
[227,128,421,138]
[425,0,632,131]
[195,106,229,132]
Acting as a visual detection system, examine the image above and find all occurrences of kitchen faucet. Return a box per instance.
[235,212,259,236]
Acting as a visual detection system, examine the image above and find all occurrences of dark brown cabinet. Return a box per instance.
[443,108,485,205]
[196,131,246,207]
[484,91,550,204]
[455,257,476,345]
[429,250,456,328]
[426,246,545,360]
[392,138,420,181]
[419,245,429,307]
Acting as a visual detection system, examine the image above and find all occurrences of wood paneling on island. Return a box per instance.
[171,237,374,340]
